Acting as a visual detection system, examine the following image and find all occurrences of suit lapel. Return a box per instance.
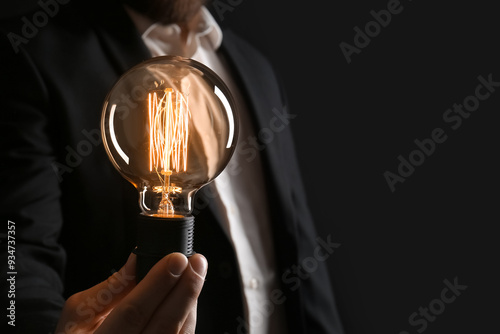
[219,30,298,235]
[91,4,151,75]
[220,29,305,334]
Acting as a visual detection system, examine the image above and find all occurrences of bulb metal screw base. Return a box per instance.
[134,214,194,282]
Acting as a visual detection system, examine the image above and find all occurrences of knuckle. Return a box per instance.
[65,292,84,310]
[107,272,120,286]
[107,271,125,291]
[115,303,147,329]
[181,323,196,334]
[149,318,182,334]
[185,273,204,297]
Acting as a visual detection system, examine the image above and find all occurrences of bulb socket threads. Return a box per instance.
[134,214,194,282]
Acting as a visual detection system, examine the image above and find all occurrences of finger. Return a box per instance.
[55,253,137,333]
[141,254,207,334]
[95,252,189,334]
[179,306,198,334]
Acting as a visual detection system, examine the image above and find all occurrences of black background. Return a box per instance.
[215,0,499,333]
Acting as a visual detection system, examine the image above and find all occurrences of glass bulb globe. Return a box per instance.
[101,56,238,218]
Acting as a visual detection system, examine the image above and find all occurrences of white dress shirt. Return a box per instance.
[125,6,287,333]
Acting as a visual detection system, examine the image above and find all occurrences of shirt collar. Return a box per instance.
[125,6,222,58]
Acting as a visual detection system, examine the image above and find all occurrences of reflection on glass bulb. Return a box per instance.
[101,56,238,218]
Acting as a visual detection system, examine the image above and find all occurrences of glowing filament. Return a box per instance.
[148,88,190,216]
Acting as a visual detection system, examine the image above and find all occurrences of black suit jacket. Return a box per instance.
[0,2,344,333]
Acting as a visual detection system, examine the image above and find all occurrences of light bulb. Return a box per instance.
[101,56,238,280]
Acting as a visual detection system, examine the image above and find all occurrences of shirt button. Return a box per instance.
[249,277,259,289]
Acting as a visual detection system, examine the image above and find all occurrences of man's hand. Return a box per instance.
[55,252,207,334]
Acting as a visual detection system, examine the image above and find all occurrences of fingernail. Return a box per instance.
[190,255,208,279]
[168,253,188,277]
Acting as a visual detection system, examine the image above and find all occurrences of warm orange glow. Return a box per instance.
[148,88,190,216]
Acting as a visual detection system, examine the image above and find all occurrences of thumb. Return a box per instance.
[55,253,137,333]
